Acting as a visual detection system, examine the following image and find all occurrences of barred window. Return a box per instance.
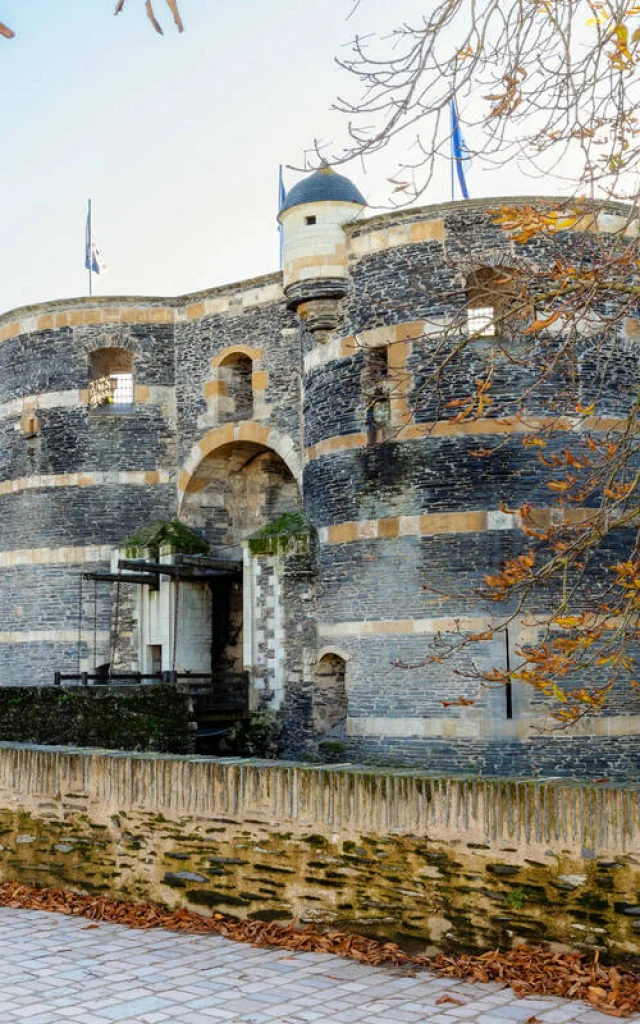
[466,267,518,340]
[88,348,134,411]
[466,305,496,337]
[112,372,134,406]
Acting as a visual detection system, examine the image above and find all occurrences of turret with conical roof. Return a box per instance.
[278,163,366,335]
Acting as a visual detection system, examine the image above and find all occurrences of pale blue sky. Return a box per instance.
[0,0,537,315]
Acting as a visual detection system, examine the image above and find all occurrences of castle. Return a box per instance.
[1,166,639,777]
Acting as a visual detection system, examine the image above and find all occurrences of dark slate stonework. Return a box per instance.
[304,355,365,447]
[0,564,111,635]
[408,334,639,423]
[305,438,640,528]
[0,407,175,481]
[343,735,640,780]
[0,486,176,549]
[318,536,514,621]
[0,643,89,687]
[1,199,639,777]
[0,323,175,403]
[343,242,456,334]
[175,298,299,462]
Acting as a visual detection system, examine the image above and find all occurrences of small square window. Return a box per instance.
[467,306,495,337]
[305,215,317,226]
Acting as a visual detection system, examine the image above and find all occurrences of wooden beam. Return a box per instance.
[176,554,242,573]
[117,559,238,579]
[83,571,158,587]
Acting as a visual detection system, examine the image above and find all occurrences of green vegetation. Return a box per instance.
[123,519,209,559]
[227,711,281,758]
[0,685,194,753]
[248,512,311,556]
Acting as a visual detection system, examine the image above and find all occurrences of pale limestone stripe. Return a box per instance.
[320,616,491,637]
[349,216,446,258]
[180,282,284,321]
[318,509,515,545]
[0,385,175,422]
[303,320,429,373]
[0,284,285,343]
[0,306,175,344]
[0,390,82,420]
[0,469,172,498]
[0,630,111,645]
[347,714,640,740]
[0,545,112,569]
[306,415,628,461]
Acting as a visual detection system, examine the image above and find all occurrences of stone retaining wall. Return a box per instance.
[0,745,639,961]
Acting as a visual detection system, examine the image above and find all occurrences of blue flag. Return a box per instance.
[85,202,106,275]
[450,98,471,200]
[278,165,287,269]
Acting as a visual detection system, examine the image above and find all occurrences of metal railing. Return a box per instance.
[53,670,198,687]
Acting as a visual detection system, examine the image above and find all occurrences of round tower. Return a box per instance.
[300,196,640,776]
[0,299,177,684]
[278,164,366,335]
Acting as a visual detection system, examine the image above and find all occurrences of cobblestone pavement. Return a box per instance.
[0,909,638,1024]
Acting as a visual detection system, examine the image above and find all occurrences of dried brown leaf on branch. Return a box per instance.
[114,0,184,34]
[1,1,184,40]
[0,882,639,1017]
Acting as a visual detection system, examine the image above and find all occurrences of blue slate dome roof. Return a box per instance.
[281,165,366,213]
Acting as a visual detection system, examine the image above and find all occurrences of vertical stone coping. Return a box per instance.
[0,744,638,857]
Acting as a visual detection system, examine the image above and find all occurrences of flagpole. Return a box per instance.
[450,101,455,202]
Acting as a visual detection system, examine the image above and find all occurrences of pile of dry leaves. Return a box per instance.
[0,881,638,1018]
[430,947,640,1019]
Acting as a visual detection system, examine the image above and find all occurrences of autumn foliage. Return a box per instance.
[0,1,184,39]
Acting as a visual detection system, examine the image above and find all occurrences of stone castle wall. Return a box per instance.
[301,201,640,774]
[0,745,638,958]
[0,197,639,777]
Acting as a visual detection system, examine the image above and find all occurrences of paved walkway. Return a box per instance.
[0,908,637,1024]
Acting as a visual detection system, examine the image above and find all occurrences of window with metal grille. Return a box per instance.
[88,348,135,411]
[466,305,496,337]
[112,372,134,405]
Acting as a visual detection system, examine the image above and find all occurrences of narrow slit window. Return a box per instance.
[219,352,254,423]
[365,345,391,432]
[505,628,513,719]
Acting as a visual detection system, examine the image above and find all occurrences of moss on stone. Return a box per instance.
[123,519,209,559]
[248,512,311,555]
[0,684,194,754]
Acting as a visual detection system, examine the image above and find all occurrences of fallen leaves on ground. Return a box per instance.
[0,881,638,1017]
[429,947,640,1018]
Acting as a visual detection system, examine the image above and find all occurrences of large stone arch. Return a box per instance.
[178,422,302,509]
[177,424,307,706]
[178,423,303,557]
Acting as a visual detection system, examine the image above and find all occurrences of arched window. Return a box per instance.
[88,348,134,410]
[313,653,347,732]
[466,267,517,339]
[219,353,253,422]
